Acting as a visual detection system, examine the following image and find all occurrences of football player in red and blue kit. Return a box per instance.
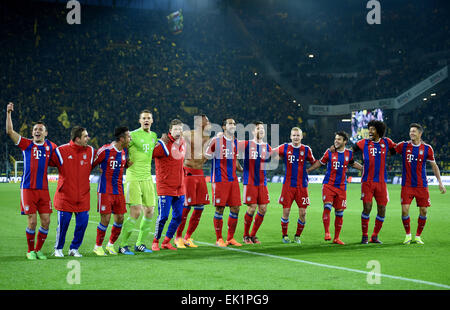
[92,127,131,256]
[272,127,317,244]
[239,121,272,245]
[353,120,397,244]
[395,123,446,245]
[205,118,243,247]
[308,131,362,245]
[6,102,57,260]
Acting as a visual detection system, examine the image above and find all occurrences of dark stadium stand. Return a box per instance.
[1,0,448,178]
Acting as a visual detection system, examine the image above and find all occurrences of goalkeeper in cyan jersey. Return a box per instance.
[118,110,158,255]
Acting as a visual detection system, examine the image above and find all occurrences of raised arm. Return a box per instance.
[6,102,20,144]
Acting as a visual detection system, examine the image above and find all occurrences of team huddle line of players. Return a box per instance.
[5,103,446,260]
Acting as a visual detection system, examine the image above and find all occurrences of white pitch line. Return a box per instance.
[199,241,450,290]
[87,221,450,289]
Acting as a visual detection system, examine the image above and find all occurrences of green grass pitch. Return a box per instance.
[0,182,449,290]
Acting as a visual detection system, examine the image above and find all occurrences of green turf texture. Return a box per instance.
[0,182,449,290]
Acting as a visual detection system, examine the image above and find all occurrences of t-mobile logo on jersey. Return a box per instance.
[369,148,378,156]
[333,161,341,170]
[222,148,234,159]
[287,155,296,164]
[250,150,259,159]
[143,144,150,152]
[33,148,42,160]
[110,160,119,169]
[406,154,416,163]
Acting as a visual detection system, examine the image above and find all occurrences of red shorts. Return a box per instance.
[243,184,270,205]
[183,167,210,206]
[97,193,127,214]
[361,181,389,206]
[212,181,241,207]
[20,189,53,215]
[401,186,431,207]
[279,185,310,209]
[322,184,347,209]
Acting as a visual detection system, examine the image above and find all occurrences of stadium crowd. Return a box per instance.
[1,1,448,178]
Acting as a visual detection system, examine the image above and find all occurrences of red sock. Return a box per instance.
[322,206,331,234]
[227,212,238,241]
[96,226,107,247]
[176,207,191,239]
[250,212,264,237]
[372,216,385,237]
[213,214,223,241]
[416,216,427,236]
[402,216,411,234]
[35,227,48,252]
[185,208,203,240]
[361,213,370,237]
[334,215,343,240]
[281,218,289,236]
[109,223,122,244]
[243,212,254,237]
[26,228,35,253]
[296,219,305,236]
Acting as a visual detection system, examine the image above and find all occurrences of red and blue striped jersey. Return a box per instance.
[93,143,128,195]
[356,138,396,183]
[206,136,238,183]
[239,140,272,186]
[395,141,435,188]
[275,143,316,188]
[320,149,354,190]
[17,136,57,190]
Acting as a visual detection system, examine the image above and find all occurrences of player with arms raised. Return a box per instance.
[174,115,211,249]
[6,102,57,260]
[308,131,362,244]
[395,123,446,244]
